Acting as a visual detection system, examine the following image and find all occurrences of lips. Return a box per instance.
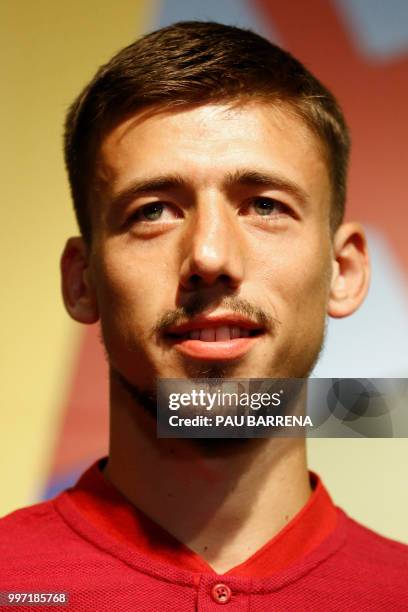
[172,325,257,341]
[164,314,264,360]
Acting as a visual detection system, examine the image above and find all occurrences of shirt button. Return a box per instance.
[211,583,232,604]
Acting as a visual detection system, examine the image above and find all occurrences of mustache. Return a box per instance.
[153,295,280,336]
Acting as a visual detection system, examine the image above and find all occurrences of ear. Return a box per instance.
[328,222,370,318]
[60,237,99,324]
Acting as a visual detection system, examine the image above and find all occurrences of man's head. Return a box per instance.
[64,21,350,243]
[61,21,369,393]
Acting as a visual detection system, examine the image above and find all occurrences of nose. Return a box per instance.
[179,197,245,291]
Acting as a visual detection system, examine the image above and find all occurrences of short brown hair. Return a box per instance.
[64,21,350,242]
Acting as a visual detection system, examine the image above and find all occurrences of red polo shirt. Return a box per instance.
[68,458,338,577]
[1,458,408,610]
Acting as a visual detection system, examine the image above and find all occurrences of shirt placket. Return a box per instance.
[196,574,250,611]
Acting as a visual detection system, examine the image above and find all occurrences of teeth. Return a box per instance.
[187,326,254,341]
[216,326,231,341]
[231,326,240,339]
[200,327,216,342]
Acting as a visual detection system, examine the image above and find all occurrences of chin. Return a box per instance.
[175,358,271,380]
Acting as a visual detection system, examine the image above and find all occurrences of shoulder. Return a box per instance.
[0,497,78,548]
[294,510,408,610]
[0,496,91,558]
[0,496,166,605]
[0,499,64,547]
[324,508,408,605]
[0,496,105,588]
[341,510,408,571]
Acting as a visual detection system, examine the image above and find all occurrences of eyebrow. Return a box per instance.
[108,174,186,210]
[224,169,310,205]
[108,168,309,211]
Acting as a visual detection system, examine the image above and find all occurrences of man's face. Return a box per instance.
[87,102,333,389]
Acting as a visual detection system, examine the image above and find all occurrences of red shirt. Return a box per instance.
[68,459,338,577]
[1,459,407,611]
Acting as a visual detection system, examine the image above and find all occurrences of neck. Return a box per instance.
[104,374,311,574]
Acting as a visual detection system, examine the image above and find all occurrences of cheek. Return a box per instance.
[254,232,332,325]
[92,245,162,344]
[255,235,331,376]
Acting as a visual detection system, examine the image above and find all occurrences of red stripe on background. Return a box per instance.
[49,325,109,478]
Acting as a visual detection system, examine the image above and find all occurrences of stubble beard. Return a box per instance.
[110,321,327,423]
[106,295,327,454]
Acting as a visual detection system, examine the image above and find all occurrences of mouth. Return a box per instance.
[163,314,265,361]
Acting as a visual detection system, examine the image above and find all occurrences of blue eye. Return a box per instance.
[252,197,284,216]
[141,202,164,221]
[126,201,182,230]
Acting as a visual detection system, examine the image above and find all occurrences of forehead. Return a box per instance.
[96,101,331,206]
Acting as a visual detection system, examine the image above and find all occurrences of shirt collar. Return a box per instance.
[67,457,338,577]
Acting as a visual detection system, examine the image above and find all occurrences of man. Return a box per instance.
[1,21,407,611]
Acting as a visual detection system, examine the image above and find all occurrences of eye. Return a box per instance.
[140,202,165,221]
[128,202,180,224]
[249,197,289,217]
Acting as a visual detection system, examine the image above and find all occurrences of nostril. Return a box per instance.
[188,273,235,288]
[189,274,201,286]
[219,273,232,284]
